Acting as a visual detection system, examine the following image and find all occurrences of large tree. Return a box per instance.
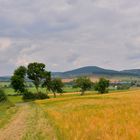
[50,78,64,98]
[42,71,52,94]
[13,66,27,78]
[74,77,93,95]
[27,62,46,93]
[11,66,27,93]
[95,78,110,94]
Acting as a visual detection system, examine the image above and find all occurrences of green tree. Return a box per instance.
[11,66,27,93]
[74,77,93,95]
[51,78,64,98]
[13,66,27,78]
[27,62,46,93]
[95,78,110,94]
[42,71,52,94]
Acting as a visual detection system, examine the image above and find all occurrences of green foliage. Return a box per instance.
[23,90,35,100]
[13,66,27,78]
[23,90,49,100]
[42,71,52,92]
[35,92,50,99]
[11,66,27,93]
[117,85,130,90]
[27,62,46,93]
[51,78,64,97]
[11,62,64,98]
[0,89,7,102]
[95,78,110,94]
[11,75,26,93]
[74,77,93,95]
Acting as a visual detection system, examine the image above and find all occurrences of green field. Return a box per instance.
[0,81,81,95]
[0,90,140,140]
[0,102,18,129]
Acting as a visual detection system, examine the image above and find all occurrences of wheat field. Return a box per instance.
[0,90,140,140]
[36,90,140,140]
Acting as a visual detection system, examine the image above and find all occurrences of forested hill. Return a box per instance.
[1,66,140,81]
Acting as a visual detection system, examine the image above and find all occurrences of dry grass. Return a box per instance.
[0,105,30,140]
[22,103,57,140]
[36,90,140,140]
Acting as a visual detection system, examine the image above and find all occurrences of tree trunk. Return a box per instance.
[36,86,39,94]
[80,90,84,96]
[46,88,48,95]
[53,92,56,98]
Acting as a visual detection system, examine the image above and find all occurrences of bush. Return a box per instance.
[23,90,49,100]
[23,90,35,100]
[0,89,7,102]
[117,85,130,90]
[35,92,50,99]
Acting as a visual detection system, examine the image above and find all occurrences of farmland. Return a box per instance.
[0,89,140,140]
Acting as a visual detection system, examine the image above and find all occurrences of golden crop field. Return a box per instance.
[0,90,140,140]
[36,90,140,140]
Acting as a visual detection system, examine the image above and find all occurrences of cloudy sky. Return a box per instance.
[0,0,140,75]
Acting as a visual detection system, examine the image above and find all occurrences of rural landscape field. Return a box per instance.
[0,88,140,140]
[1,0,140,140]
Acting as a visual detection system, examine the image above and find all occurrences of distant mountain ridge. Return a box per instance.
[0,76,11,82]
[1,66,140,81]
[121,69,140,76]
[52,66,140,78]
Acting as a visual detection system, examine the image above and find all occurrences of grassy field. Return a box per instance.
[35,90,140,140]
[0,90,140,140]
[0,102,18,129]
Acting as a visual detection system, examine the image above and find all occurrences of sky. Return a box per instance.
[0,0,140,75]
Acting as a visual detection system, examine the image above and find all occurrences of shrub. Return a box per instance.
[117,85,130,90]
[23,90,49,100]
[23,90,35,100]
[35,92,50,99]
[0,89,7,102]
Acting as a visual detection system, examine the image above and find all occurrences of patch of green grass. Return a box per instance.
[0,102,18,128]
[63,86,80,93]
[3,88,15,95]
[8,96,23,104]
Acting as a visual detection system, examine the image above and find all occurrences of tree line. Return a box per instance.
[11,62,64,99]
[10,62,110,100]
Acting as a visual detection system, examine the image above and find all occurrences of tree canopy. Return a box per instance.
[50,78,64,98]
[74,77,93,95]
[95,78,110,94]
[27,62,46,93]
[11,66,27,93]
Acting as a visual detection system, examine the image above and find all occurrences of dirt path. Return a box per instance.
[0,105,30,140]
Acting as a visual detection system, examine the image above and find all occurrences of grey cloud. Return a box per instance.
[1,0,140,75]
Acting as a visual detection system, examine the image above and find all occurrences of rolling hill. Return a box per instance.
[1,66,140,81]
[52,66,140,78]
